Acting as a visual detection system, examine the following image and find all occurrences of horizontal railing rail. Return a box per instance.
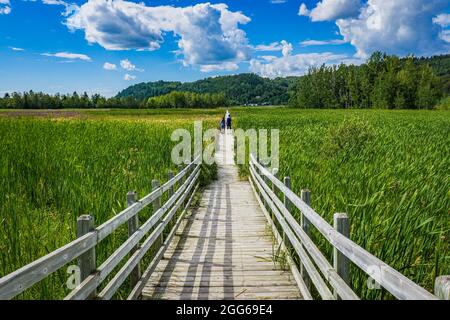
[249,153,443,300]
[0,156,201,300]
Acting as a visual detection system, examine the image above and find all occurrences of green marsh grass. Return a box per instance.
[0,111,219,299]
[234,108,450,299]
[1,108,448,299]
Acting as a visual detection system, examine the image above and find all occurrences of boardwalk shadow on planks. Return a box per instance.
[148,183,237,300]
[142,132,301,300]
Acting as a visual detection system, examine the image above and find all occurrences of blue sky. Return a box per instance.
[0,0,449,96]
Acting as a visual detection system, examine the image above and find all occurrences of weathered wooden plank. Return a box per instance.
[152,270,297,278]
[154,263,288,272]
[95,158,198,242]
[65,165,201,300]
[250,154,437,300]
[149,293,301,300]
[434,276,450,300]
[76,215,96,299]
[164,247,277,253]
[142,133,302,301]
[189,217,266,223]
[149,277,297,286]
[128,183,199,300]
[150,276,298,286]
[145,288,301,300]
[250,167,334,300]
[333,212,351,299]
[140,156,198,207]
[250,163,358,300]
[249,176,312,300]
[145,285,301,295]
[99,174,200,300]
[167,239,274,246]
[175,232,270,237]
[300,189,312,292]
[0,156,206,300]
[0,232,97,300]
[164,250,275,257]
[127,192,141,289]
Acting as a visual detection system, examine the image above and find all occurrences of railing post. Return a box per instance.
[434,276,450,300]
[283,177,291,211]
[260,164,265,205]
[152,179,161,211]
[127,191,141,288]
[333,212,351,299]
[178,164,185,191]
[152,179,163,245]
[271,168,278,192]
[271,168,278,223]
[167,171,175,230]
[262,164,269,208]
[283,176,291,245]
[300,189,311,235]
[76,214,96,299]
[168,172,174,198]
[300,189,312,292]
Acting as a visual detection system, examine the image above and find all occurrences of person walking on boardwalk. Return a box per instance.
[226,113,232,130]
[219,117,225,133]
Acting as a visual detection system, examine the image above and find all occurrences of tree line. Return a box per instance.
[117,73,296,106]
[0,90,229,109]
[0,52,448,110]
[146,91,229,108]
[289,52,447,109]
[0,91,142,109]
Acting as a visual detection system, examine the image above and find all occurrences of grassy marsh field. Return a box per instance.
[234,108,450,299]
[0,109,219,299]
[0,108,449,299]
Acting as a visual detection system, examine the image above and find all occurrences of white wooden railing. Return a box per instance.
[249,153,449,300]
[0,157,201,300]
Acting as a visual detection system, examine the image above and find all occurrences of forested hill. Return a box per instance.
[415,54,450,95]
[116,74,298,105]
[117,54,449,106]
[288,52,450,109]
[1,53,447,109]
[414,54,450,77]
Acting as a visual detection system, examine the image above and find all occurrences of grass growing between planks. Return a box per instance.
[0,111,219,299]
[234,108,450,299]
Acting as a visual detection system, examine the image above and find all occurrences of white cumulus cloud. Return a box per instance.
[103,62,117,70]
[298,3,310,16]
[433,13,450,27]
[120,59,143,72]
[124,74,136,81]
[440,29,450,43]
[42,52,92,61]
[41,0,78,16]
[300,39,347,46]
[0,0,11,15]
[200,62,240,72]
[336,0,450,58]
[65,0,251,72]
[299,0,361,21]
[42,0,67,5]
[249,41,348,78]
[254,42,284,52]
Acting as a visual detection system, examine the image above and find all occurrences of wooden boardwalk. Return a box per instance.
[142,130,302,300]
[0,128,445,301]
